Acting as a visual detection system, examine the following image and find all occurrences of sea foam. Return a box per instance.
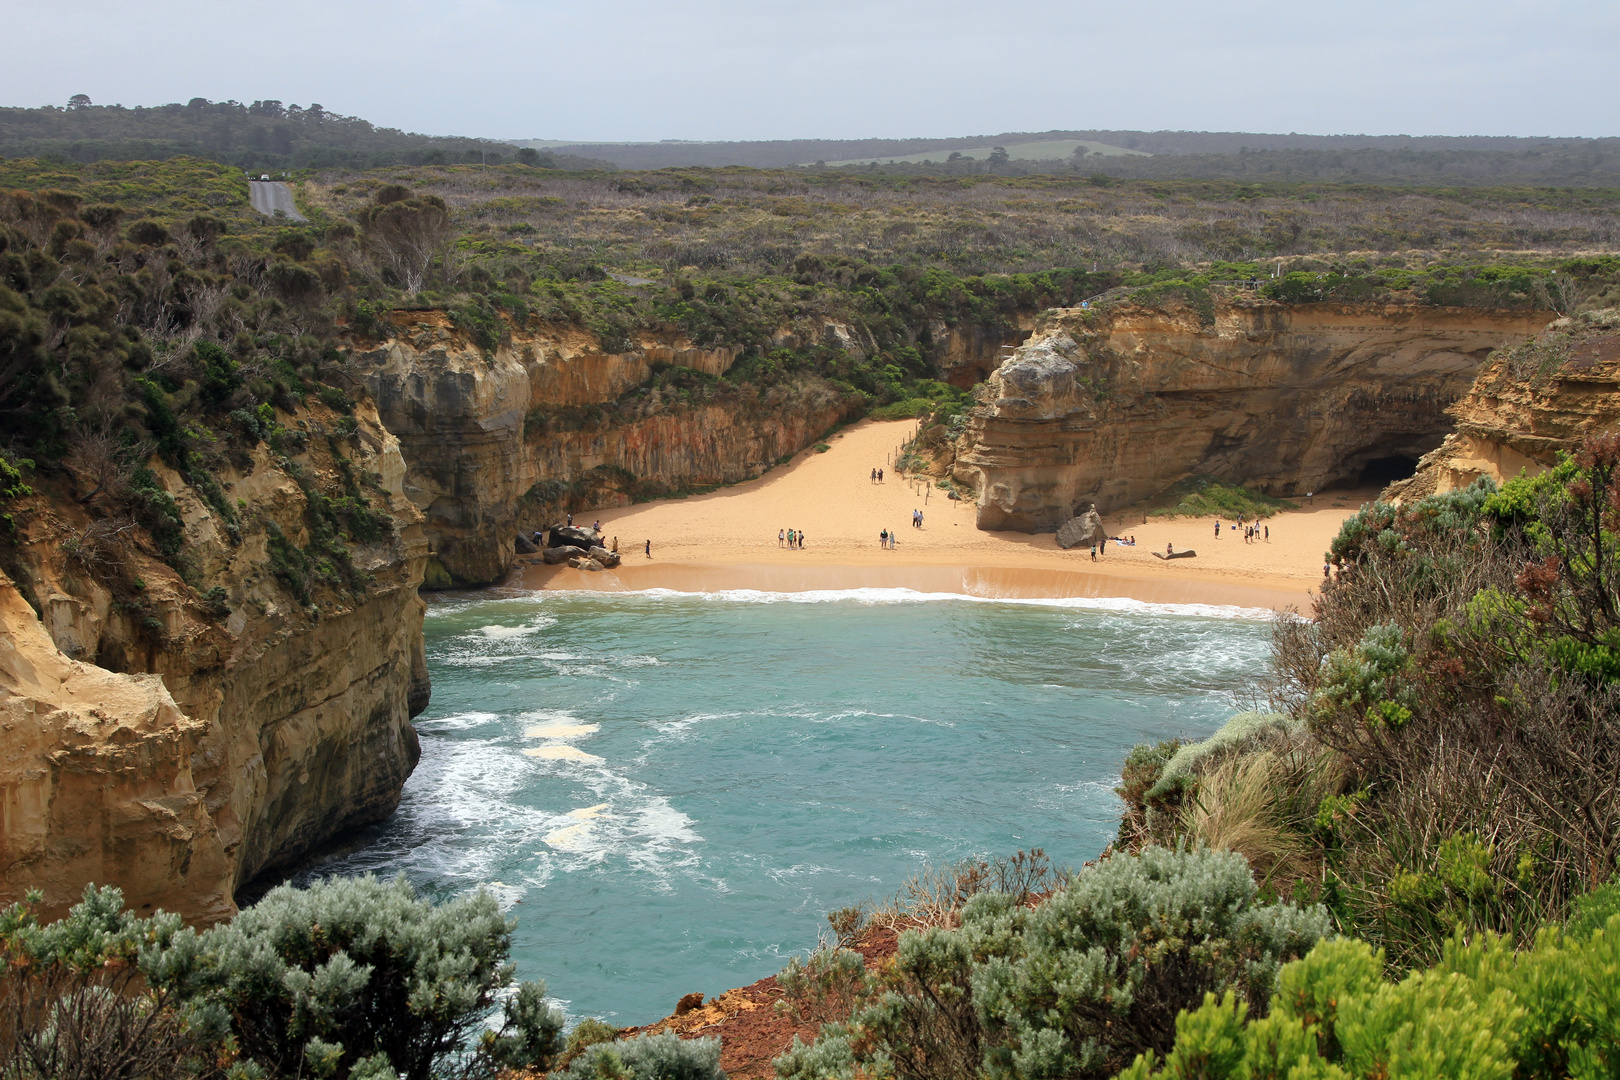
[600,586,1279,621]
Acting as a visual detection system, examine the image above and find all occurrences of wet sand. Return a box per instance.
[515,419,1376,609]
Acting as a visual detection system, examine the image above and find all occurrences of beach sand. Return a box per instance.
[516,419,1376,609]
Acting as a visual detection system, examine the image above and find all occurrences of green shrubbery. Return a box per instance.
[774,846,1326,1080]
[1147,476,1297,521]
[0,877,563,1080]
[560,1032,724,1080]
[1114,435,1620,971]
[1121,919,1620,1079]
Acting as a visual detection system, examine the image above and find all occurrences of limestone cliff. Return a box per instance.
[0,400,427,921]
[350,313,864,587]
[1389,308,1620,500]
[953,297,1548,532]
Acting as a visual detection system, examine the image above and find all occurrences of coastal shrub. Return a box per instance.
[1145,713,1299,803]
[1114,739,1184,845]
[1119,917,1620,1080]
[773,846,1327,1080]
[870,849,1063,933]
[1147,476,1296,521]
[1117,437,1620,968]
[560,1032,723,1080]
[156,874,562,1080]
[556,1018,625,1070]
[0,885,228,1080]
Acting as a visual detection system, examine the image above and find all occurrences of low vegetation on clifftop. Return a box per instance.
[5,139,1620,1080]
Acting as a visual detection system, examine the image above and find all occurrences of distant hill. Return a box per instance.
[818,138,1151,166]
[514,129,1620,184]
[0,99,614,171]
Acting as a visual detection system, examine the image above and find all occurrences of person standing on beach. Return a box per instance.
[1214,520,1220,539]
[870,468,877,484]
[566,512,573,527]
[779,529,785,547]
[787,528,795,549]
[799,530,806,548]
[645,539,651,558]
[1264,525,1269,542]
[878,468,884,482]
[1090,544,1097,561]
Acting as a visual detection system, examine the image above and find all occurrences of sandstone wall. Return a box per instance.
[1389,311,1620,501]
[351,314,862,587]
[954,298,1549,532]
[0,401,427,921]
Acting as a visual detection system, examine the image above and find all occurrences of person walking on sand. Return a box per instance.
[1214,519,1220,539]
[878,468,884,482]
[870,467,877,484]
[1264,525,1269,542]
[1090,544,1097,561]
[799,530,806,548]
[645,539,651,558]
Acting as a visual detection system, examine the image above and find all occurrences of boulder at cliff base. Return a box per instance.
[1056,510,1106,550]
[550,525,603,551]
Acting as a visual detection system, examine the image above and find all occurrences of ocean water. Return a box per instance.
[299,587,1273,1023]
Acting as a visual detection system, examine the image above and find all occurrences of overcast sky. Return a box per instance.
[5,0,1617,142]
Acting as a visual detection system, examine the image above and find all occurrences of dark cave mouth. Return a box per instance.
[1358,454,1421,487]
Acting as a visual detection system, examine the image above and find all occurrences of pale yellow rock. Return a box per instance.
[0,402,429,923]
[1388,310,1620,500]
[954,298,1548,531]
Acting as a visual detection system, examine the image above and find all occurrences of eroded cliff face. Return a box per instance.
[1389,310,1620,500]
[351,313,863,586]
[0,401,427,921]
[954,298,1548,531]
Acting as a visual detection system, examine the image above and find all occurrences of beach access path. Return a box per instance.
[519,419,1375,610]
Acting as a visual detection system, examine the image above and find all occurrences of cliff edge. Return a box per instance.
[954,296,1547,532]
[1387,308,1620,500]
[350,313,867,587]
[0,399,427,921]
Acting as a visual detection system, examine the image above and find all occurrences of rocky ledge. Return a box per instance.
[0,400,427,922]
[1388,308,1620,500]
[953,297,1548,532]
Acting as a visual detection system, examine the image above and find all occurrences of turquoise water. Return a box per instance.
[303,587,1271,1024]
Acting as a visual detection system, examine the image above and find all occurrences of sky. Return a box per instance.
[5,0,1618,142]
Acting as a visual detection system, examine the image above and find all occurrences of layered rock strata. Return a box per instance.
[954,298,1548,532]
[1389,310,1620,500]
[351,313,862,586]
[0,401,427,921]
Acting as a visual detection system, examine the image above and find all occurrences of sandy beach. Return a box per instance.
[517,419,1377,609]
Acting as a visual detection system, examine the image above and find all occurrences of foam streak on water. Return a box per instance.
[297,588,1271,1022]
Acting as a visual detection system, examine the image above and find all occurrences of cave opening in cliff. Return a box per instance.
[1358,454,1420,486]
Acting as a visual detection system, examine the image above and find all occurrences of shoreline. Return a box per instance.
[502,419,1372,612]
[513,561,1309,613]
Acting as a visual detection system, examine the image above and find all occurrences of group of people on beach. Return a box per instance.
[1214,517,1270,543]
[779,528,807,549]
[879,528,901,549]
[1089,535,1137,560]
[869,468,885,483]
